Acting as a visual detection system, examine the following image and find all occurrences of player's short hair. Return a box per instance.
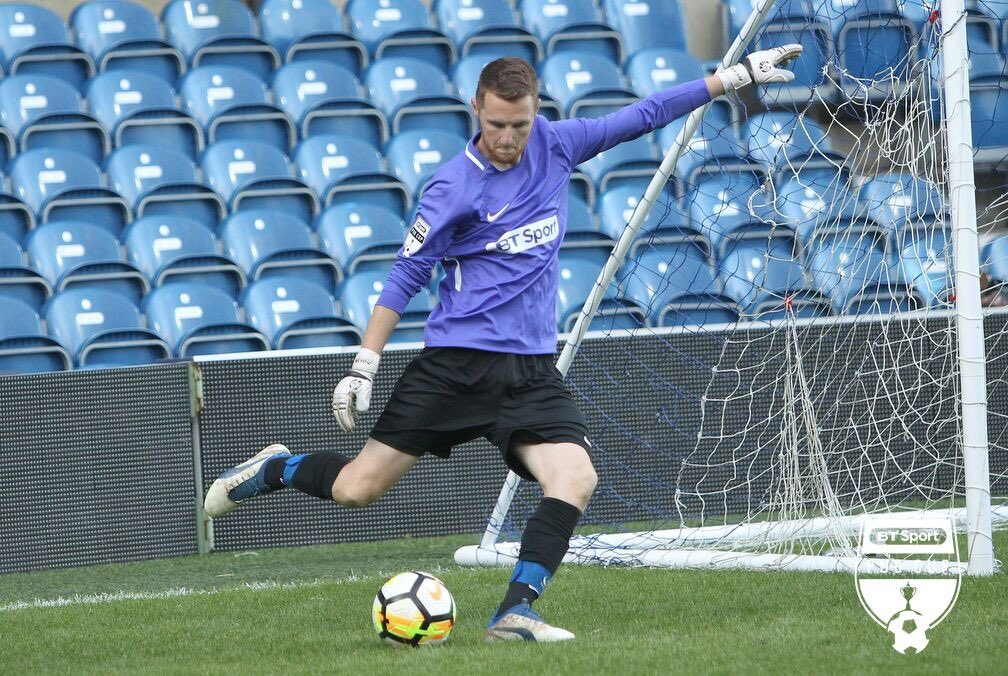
[475,57,539,106]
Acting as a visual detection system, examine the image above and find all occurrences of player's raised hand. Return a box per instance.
[332,348,381,432]
[716,44,803,93]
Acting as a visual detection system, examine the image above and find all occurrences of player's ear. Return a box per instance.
[535,96,541,115]
[471,96,479,114]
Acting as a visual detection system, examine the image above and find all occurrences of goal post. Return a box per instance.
[456,0,1005,575]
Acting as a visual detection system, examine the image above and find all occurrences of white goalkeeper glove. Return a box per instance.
[716,44,803,93]
[332,348,380,433]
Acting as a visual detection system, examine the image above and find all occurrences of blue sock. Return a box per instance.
[281,454,306,486]
[495,560,552,618]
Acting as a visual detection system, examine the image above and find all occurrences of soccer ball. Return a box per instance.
[372,571,456,647]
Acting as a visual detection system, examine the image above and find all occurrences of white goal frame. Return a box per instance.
[454,0,999,576]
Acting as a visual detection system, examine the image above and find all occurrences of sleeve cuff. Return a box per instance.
[376,287,411,315]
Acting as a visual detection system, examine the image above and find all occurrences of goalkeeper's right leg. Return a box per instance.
[203,444,292,518]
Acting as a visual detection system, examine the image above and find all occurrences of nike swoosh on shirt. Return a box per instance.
[486,203,510,222]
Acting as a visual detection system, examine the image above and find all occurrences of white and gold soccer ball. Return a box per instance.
[372,571,456,647]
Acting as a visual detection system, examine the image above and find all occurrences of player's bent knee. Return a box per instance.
[331,479,383,507]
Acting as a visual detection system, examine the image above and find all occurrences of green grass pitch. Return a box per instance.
[1,531,1006,674]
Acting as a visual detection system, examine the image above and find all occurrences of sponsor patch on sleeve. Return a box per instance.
[403,215,430,258]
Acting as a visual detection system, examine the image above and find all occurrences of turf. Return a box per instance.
[1,532,1006,675]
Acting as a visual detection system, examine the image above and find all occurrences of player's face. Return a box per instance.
[473,91,539,169]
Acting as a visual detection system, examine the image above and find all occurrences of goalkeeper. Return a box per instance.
[205,47,802,642]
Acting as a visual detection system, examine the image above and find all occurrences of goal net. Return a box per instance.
[456,0,1007,574]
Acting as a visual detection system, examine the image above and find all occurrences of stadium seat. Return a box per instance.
[618,244,740,327]
[518,0,623,63]
[295,134,410,214]
[555,258,646,333]
[242,276,362,349]
[557,195,614,268]
[744,112,843,178]
[452,53,562,121]
[538,52,638,119]
[600,0,687,58]
[178,66,297,151]
[43,287,170,368]
[718,239,831,320]
[0,74,109,164]
[774,170,886,252]
[685,172,784,260]
[346,0,456,73]
[0,184,35,243]
[365,57,474,137]
[858,173,947,251]
[434,0,542,63]
[258,0,368,74]
[85,70,204,160]
[898,228,954,308]
[272,61,389,148]
[70,1,185,83]
[982,233,1008,287]
[385,130,468,200]
[26,220,149,304]
[340,269,435,342]
[316,202,407,275]
[201,140,319,222]
[0,296,72,373]
[0,231,51,311]
[143,282,269,357]
[598,184,707,260]
[656,116,757,195]
[105,145,225,231]
[625,48,703,96]
[161,0,280,80]
[725,0,835,106]
[805,233,915,314]
[219,209,340,291]
[8,149,130,231]
[964,79,1008,169]
[577,135,659,194]
[0,4,95,90]
[900,0,1000,54]
[125,215,245,298]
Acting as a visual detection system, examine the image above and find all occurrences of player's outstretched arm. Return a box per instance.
[332,305,400,433]
[705,44,803,98]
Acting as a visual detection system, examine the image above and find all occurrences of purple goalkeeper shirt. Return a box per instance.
[376,79,712,354]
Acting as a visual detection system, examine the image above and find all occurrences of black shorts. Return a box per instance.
[370,347,591,481]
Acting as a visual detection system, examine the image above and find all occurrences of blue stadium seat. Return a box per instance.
[144,282,268,357]
[220,209,340,291]
[258,0,368,74]
[201,140,318,222]
[340,268,434,342]
[557,195,614,268]
[385,130,468,200]
[272,61,389,148]
[744,112,842,178]
[8,149,130,231]
[26,220,149,304]
[685,172,784,260]
[316,202,406,275]
[538,52,638,118]
[125,215,245,298]
[0,74,109,164]
[178,66,297,151]
[44,287,170,368]
[598,184,707,260]
[242,276,361,349]
[718,239,831,320]
[555,258,646,333]
[898,228,953,308]
[519,0,623,63]
[0,295,72,373]
[600,0,687,58]
[982,233,1008,288]
[295,134,410,214]
[805,233,915,314]
[452,53,562,121]
[0,4,95,90]
[858,173,947,251]
[725,0,835,106]
[105,145,225,231]
[71,1,185,83]
[365,57,474,137]
[625,48,703,96]
[434,0,542,63]
[618,244,740,327]
[161,0,280,80]
[901,1,1000,54]
[0,124,13,163]
[0,183,35,243]
[940,51,1008,169]
[577,135,658,194]
[774,170,885,252]
[346,0,456,73]
[85,70,204,160]
[0,231,51,311]
[656,116,757,195]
